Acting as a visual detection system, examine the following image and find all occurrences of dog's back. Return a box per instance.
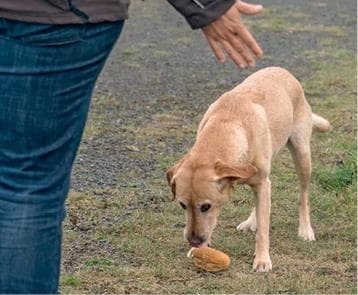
[199,67,310,158]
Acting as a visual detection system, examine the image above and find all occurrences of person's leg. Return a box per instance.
[0,19,124,293]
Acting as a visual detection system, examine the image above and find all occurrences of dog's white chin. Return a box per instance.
[186,242,210,258]
[188,240,210,248]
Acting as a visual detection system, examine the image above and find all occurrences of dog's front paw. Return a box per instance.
[237,208,257,232]
[237,220,257,232]
[253,255,272,272]
[298,225,315,241]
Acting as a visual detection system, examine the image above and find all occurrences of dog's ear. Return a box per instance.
[166,155,188,200]
[166,165,177,200]
[214,160,257,191]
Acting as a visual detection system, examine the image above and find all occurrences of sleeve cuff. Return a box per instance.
[167,0,236,29]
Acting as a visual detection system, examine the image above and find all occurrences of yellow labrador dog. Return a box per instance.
[166,67,330,272]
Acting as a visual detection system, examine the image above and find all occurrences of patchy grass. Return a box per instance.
[60,1,356,294]
[247,6,349,37]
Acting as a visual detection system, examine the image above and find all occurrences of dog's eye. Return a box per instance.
[179,202,187,210]
[200,203,211,213]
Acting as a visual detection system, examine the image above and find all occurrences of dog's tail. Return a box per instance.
[312,113,331,132]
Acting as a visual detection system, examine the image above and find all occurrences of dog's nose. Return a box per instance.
[188,236,205,248]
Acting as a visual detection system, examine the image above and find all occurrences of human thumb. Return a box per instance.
[236,0,263,15]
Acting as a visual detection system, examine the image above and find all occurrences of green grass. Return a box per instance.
[60,2,356,294]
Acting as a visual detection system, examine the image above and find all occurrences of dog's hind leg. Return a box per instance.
[287,132,315,241]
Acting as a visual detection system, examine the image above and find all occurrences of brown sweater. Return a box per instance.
[0,0,235,29]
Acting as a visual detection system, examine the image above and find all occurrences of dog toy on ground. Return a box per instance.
[187,247,230,272]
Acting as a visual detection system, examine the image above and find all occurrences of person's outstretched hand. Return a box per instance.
[202,0,263,68]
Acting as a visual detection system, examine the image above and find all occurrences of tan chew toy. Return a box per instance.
[187,247,231,272]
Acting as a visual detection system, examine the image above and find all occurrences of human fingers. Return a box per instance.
[225,31,256,66]
[234,24,263,57]
[236,0,263,15]
[220,3,263,59]
[205,35,226,63]
[202,26,227,63]
[221,39,248,68]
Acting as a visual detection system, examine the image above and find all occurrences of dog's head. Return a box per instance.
[166,155,257,248]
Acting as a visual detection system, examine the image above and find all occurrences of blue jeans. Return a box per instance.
[0,19,124,293]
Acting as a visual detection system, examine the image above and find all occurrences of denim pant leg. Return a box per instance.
[0,20,124,293]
